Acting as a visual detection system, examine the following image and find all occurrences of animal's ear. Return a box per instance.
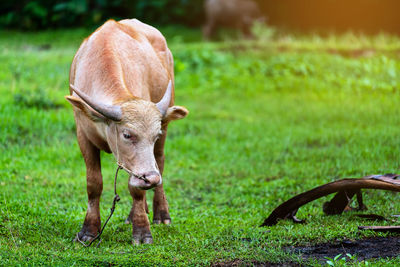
[65,95,106,122]
[162,106,188,124]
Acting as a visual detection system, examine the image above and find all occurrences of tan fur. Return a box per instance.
[67,19,188,244]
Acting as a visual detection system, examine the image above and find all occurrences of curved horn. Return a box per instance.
[70,84,122,121]
[156,80,172,116]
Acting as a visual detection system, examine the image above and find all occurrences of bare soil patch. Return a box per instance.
[291,236,400,262]
[212,259,298,267]
[213,237,400,266]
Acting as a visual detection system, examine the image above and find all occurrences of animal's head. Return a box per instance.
[65,81,188,190]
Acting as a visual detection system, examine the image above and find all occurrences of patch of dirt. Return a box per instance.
[290,237,400,262]
[212,259,298,267]
[214,237,400,266]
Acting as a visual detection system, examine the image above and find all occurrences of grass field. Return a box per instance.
[1,25,400,266]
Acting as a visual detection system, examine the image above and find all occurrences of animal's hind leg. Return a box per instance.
[152,126,171,224]
[75,127,103,242]
[240,21,254,39]
[153,184,171,224]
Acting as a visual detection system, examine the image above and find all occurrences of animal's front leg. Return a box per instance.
[128,186,152,245]
[125,195,148,224]
[75,129,103,242]
[153,129,171,224]
[203,19,217,40]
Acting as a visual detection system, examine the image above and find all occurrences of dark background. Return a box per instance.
[1,0,399,34]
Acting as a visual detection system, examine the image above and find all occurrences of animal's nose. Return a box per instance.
[129,171,162,190]
[137,171,162,187]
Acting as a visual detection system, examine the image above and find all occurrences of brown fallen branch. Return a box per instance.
[261,174,400,226]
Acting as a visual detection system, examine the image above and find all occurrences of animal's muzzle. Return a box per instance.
[129,171,162,190]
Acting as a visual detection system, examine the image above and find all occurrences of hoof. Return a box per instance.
[153,219,171,225]
[74,231,97,243]
[125,216,132,224]
[132,227,153,245]
[153,210,171,225]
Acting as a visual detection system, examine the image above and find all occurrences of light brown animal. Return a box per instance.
[203,0,263,40]
[66,19,188,245]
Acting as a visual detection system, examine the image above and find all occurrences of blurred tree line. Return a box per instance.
[0,0,204,30]
[1,0,400,34]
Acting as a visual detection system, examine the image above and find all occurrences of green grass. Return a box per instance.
[1,25,400,266]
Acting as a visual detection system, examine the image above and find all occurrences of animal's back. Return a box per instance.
[204,0,259,24]
[70,19,174,104]
[205,0,244,21]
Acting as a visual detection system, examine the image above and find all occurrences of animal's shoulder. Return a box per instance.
[118,19,168,53]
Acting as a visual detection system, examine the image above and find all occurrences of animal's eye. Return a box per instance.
[154,130,163,142]
[123,133,132,139]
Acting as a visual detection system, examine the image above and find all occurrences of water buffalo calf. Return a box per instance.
[66,19,188,245]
